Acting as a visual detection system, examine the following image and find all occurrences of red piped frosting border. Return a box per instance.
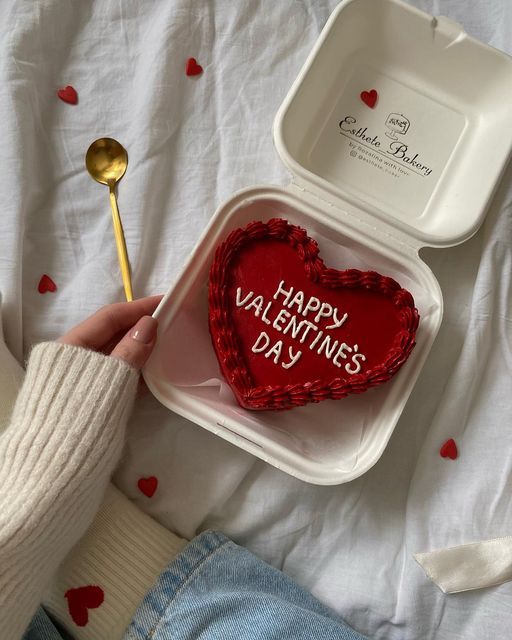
[208,218,419,410]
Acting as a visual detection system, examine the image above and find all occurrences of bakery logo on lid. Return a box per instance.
[339,113,432,177]
[385,113,410,140]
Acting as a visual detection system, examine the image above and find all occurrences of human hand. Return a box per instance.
[58,295,163,370]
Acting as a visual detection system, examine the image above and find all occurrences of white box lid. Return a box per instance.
[273,0,512,248]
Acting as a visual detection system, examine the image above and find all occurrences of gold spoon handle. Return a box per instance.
[109,183,133,302]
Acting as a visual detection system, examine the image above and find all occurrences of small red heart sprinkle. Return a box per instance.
[440,438,458,460]
[185,57,203,77]
[138,476,158,497]
[360,89,378,109]
[57,85,78,105]
[65,586,104,627]
[38,274,57,294]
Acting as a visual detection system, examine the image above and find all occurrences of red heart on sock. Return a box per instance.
[440,438,458,460]
[65,586,104,627]
[185,57,203,76]
[37,274,57,294]
[360,89,378,108]
[209,218,419,410]
[57,85,78,105]
[138,476,158,497]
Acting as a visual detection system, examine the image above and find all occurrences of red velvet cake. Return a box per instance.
[208,218,419,411]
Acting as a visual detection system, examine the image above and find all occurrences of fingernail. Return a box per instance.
[131,316,157,344]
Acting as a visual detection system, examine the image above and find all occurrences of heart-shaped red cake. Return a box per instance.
[208,218,419,410]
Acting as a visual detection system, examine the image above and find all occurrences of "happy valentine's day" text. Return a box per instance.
[235,280,367,374]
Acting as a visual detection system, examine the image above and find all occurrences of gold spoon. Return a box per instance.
[85,137,133,301]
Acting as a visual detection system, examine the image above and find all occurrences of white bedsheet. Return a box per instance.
[1,1,511,638]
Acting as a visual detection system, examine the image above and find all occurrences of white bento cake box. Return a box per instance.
[144,0,512,485]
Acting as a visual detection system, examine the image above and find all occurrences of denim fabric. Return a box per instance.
[25,531,368,640]
[123,531,368,640]
[23,608,72,640]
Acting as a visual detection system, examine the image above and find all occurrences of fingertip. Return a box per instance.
[131,315,158,344]
[111,315,159,370]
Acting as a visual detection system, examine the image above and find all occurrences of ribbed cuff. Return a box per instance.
[0,342,139,544]
[43,484,187,640]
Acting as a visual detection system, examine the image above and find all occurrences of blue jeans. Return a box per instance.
[25,531,368,640]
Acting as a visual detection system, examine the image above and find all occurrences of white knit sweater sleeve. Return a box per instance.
[0,341,139,640]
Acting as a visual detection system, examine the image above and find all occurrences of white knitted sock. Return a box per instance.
[43,485,187,640]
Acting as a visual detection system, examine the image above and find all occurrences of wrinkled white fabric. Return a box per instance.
[0,2,511,639]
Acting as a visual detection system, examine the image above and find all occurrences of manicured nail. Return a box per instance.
[131,316,157,344]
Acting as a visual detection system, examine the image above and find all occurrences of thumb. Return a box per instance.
[110,315,158,370]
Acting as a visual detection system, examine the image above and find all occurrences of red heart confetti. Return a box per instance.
[38,274,57,294]
[360,89,378,109]
[209,219,419,411]
[57,85,78,105]
[185,57,203,77]
[440,438,458,460]
[138,476,158,497]
[65,586,104,627]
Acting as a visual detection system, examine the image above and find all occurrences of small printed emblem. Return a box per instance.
[385,113,410,140]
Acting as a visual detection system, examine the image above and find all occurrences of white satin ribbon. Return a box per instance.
[414,536,512,593]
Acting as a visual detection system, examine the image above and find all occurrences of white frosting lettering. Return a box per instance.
[301,296,321,317]
[283,315,306,339]
[325,308,348,330]
[273,280,294,305]
[265,340,283,364]
[314,302,333,324]
[299,320,317,344]
[287,290,305,314]
[260,300,273,325]
[333,343,353,367]
[245,295,264,316]
[273,308,291,332]
[252,331,271,353]
[309,330,323,350]
[236,287,253,307]
[236,281,367,374]
[282,346,302,369]
[346,352,366,375]
[317,334,339,359]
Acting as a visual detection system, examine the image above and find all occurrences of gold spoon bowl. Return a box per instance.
[86,138,133,301]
